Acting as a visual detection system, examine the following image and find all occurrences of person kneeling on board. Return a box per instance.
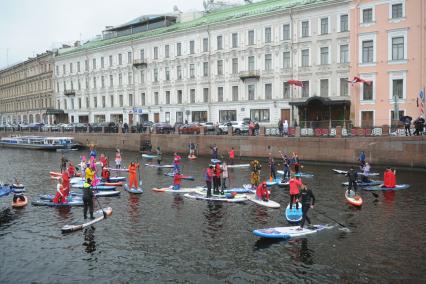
[298,185,316,230]
[128,162,140,189]
[101,167,111,182]
[53,178,67,204]
[256,182,269,201]
[383,167,396,188]
[173,171,182,190]
[346,166,358,194]
[289,174,303,210]
[83,178,94,220]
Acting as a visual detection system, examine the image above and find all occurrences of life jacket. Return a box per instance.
[289,178,302,195]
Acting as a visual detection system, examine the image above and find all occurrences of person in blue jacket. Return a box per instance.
[359,151,366,167]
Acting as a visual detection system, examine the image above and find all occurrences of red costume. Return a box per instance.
[68,165,76,177]
[383,169,396,188]
[128,163,139,189]
[256,182,269,200]
[53,184,66,204]
[173,173,182,185]
[214,163,221,177]
[229,149,235,159]
[101,168,110,181]
[62,171,70,198]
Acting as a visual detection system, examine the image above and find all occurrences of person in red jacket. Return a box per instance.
[128,162,140,189]
[61,170,70,198]
[213,162,223,195]
[205,165,214,197]
[383,167,396,188]
[229,148,235,165]
[173,172,182,190]
[68,162,76,177]
[289,174,303,210]
[101,167,110,182]
[256,182,269,201]
[53,179,67,204]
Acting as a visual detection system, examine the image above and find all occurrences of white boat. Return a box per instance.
[0,135,80,151]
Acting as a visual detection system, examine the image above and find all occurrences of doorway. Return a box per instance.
[281,109,290,124]
[154,113,160,123]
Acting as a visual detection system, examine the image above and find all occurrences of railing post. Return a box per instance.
[336,125,342,138]
[295,126,301,137]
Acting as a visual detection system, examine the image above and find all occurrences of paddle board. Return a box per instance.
[188,155,197,160]
[253,224,332,239]
[342,180,382,187]
[211,159,222,164]
[152,187,201,193]
[285,203,303,223]
[142,154,157,159]
[345,190,363,207]
[61,207,112,233]
[277,171,314,178]
[163,173,195,181]
[226,164,250,168]
[12,195,28,208]
[0,186,11,197]
[223,187,253,194]
[32,199,84,207]
[107,168,129,172]
[72,184,117,191]
[363,184,410,191]
[266,178,281,187]
[184,193,247,203]
[124,184,143,194]
[144,164,174,168]
[40,191,120,200]
[246,194,280,208]
[50,171,82,177]
[333,169,380,176]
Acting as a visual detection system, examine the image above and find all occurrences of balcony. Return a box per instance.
[133,59,148,68]
[64,89,75,96]
[239,70,260,81]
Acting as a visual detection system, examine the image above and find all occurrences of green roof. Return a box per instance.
[60,0,331,56]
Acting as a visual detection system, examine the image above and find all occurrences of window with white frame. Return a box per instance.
[320,79,329,97]
[141,93,145,106]
[190,40,195,54]
[165,91,170,104]
[389,71,406,100]
[232,58,238,74]
[153,69,158,82]
[203,38,209,52]
[177,65,182,80]
[110,95,114,107]
[154,92,159,105]
[301,49,309,67]
[320,47,329,65]
[217,60,223,75]
[129,93,133,106]
[217,36,223,50]
[340,14,349,32]
[110,75,114,87]
[203,62,209,77]
[92,58,96,70]
[392,79,403,99]
[340,78,348,96]
[232,33,238,48]
[302,81,309,97]
[362,8,373,23]
[391,3,403,19]
[283,82,291,99]
[189,64,195,78]
[250,109,270,122]
[118,54,123,65]
[165,67,170,81]
[127,51,132,64]
[362,82,373,100]
[165,45,169,58]
[248,56,255,71]
[388,29,407,61]
[217,87,223,102]
[362,40,374,63]
[392,37,404,60]
[101,57,104,68]
[248,30,255,45]
[232,86,238,101]
[283,24,290,40]
[283,51,291,68]
[265,83,272,99]
[340,44,349,63]
[203,88,209,103]
[301,21,309,37]
[177,90,182,104]
[320,17,329,35]
[265,27,272,43]
[265,54,272,71]
[153,47,158,59]
[140,71,144,83]
[190,89,196,103]
[109,55,113,66]
[140,49,144,60]
[176,43,182,56]
[248,84,255,100]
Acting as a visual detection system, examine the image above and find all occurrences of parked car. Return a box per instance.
[152,122,174,134]
[178,123,201,134]
[28,123,44,131]
[174,122,184,132]
[218,121,249,134]
[201,122,216,133]
[42,124,60,132]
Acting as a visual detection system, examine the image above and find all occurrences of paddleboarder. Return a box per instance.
[205,165,214,197]
[128,162,140,189]
[213,162,223,195]
[229,147,235,165]
[83,178,95,220]
[279,151,291,181]
[289,174,302,210]
[383,167,396,188]
[67,162,76,177]
[298,184,315,230]
[268,153,276,180]
[346,166,358,194]
[60,154,68,173]
[173,172,182,190]
[156,147,162,165]
[173,153,181,172]
[115,149,122,169]
[256,181,269,201]
[222,162,229,189]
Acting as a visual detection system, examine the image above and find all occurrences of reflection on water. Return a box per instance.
[0,148,425,283]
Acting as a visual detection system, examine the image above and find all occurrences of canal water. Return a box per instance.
[0,148,425,283]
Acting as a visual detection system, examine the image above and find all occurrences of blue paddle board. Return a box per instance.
[285,203,303,223]
[124,184,143,194]
[253,224,331,239]
[363,184,410,191]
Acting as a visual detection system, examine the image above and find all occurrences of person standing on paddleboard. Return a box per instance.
[173,171,182,190]
[289,174,302,210]
[68,162,76,177]
[268,153,276,180]
[213,162,223,195]
[222,162,229,189]
[128,162,140,189]
[359,151,366,168]
[383,167,396,188]
[60,154,68,173]
[210,145,218,160]
[156,147,162,165]
[346,166,358,195]
[229,147,235,165]
[205,165,214,197]
[115,149,122,169]
[173,153,181,172]
[83,178,95,219]
[292,153,301,174]
[279,151,291,181]
[298,184,315,230]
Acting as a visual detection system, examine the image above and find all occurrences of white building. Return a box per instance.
[54,0,351,127]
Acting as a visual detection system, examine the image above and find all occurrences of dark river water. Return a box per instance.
[0,148,425,283]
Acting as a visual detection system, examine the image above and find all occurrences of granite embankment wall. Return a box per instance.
[0,132,425,168]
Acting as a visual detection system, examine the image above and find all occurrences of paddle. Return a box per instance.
[137,157,142,187]
[94,193,107,218]
[315,209,347,228]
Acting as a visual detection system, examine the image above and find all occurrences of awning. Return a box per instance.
[289,96,351,107]
[45,109,65,115]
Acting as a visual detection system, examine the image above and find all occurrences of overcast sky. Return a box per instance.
[0,0,208,69]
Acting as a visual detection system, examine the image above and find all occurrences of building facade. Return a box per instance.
[54,0,351,126]
[0,51,60,125]
[349,0,426,127]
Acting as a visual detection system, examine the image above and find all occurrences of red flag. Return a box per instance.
[348,76,372,86]
[287,80,304,87]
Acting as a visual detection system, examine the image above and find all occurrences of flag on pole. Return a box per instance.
[419,89,425,116]
[347,76,372,86]
[287,80,304,87]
